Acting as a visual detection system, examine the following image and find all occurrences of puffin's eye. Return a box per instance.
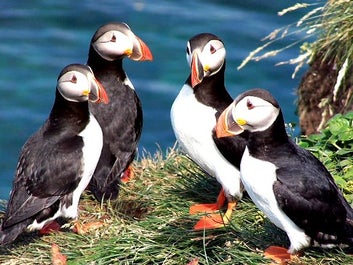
[210,45,216,54]
[246,99,254,110]
[71,75,77,84]
[111,34,116,42]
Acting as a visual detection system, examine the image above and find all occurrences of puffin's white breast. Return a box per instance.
[240,147,310,253]
[171,84,241,198]
[62,113,103,218]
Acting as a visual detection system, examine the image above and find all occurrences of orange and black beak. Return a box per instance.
[190,51,204,88]
[216,103,244,138]
[130,35,153,61]
[89,78,109,104]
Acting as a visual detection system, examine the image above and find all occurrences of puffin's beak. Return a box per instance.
[124,48,133,57]
[130,36,153,61]
[216,103,244,138]
[191,51,204,88]
[89,79,109,104]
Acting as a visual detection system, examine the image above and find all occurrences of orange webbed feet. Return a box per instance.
[192,200,237,231]
[189,188,226,214]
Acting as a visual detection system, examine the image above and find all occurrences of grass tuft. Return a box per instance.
[2,128,353,263]
[239,1,353,88]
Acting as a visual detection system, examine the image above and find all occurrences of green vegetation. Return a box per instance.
[299,112,353,203]
[1,113,353,264]
[239,0,353,105]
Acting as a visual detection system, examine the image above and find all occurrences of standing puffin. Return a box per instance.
[86,22,153,202]
[170,33,247,230]
[0,64,109,245]
[216,88,353,262]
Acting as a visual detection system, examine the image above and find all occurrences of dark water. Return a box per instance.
[0,0,310,200]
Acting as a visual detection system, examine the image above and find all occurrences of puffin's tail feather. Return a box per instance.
[0,221,30,245]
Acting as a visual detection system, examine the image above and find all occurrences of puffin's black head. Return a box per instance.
[233,88,280,108]
[57,64,109,104]
[186,33,226,88]
[89,22,153,62]
[216,88,282,137]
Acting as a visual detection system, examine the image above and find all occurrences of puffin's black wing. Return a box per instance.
[2,185,59,228]
[89,81,142,199]
[95,82,142,162]
[23,132,84,197]
[2,129,84,227]
[272,141,350,240]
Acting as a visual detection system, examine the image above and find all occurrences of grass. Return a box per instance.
[239,1,353,104]
[2,127,353,264]
[0,149,275,265]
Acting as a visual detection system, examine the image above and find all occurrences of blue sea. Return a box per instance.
[0,1,312,201]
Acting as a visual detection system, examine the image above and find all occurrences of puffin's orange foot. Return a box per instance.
[72,221,105,235]
[190,188,226,214]
[39,221,61,235]
[189,203,220,214]
[264,246,292,264]
[192,201,236,230]
[121,165,134,183]
[193,213,227,230]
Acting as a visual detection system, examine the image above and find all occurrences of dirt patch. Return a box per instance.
[297,53,353,135]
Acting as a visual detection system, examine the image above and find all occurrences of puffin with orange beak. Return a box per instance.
[0,64,108,245]
[216,88,353,263]
[171,33,247,230]
[86,22,153,202]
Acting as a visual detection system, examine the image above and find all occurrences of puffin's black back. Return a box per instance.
[87,40,143,201]
[0,89,89,245]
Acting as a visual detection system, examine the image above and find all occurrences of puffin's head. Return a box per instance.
[57,64,109,104]
[186,33,226,88]
[90,22,153,62]
[216,88,280,137]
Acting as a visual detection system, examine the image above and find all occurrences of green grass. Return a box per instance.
[2,126,353,265]
[1,113,353,264]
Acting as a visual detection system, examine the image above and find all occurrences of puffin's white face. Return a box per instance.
[186,39,225,78]
[231,96,280,132]
[92,30,133,61]
[57,68,108,104]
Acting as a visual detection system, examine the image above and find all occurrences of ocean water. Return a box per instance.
[0,0,310,200]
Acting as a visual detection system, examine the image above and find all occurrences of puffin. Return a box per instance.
[86,22,153,202]
[170,33,247,230]
[0,64,109,245]
[216,88,353,262]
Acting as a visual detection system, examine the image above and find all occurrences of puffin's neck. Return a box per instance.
[247,111,289,156]
[190,62,232,111]
[87,47,126,79]
[46,90,90,135]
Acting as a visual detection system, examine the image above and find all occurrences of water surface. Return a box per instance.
[0,0,310,200]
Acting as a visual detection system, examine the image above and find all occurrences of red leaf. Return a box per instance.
[51,243,67,265]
